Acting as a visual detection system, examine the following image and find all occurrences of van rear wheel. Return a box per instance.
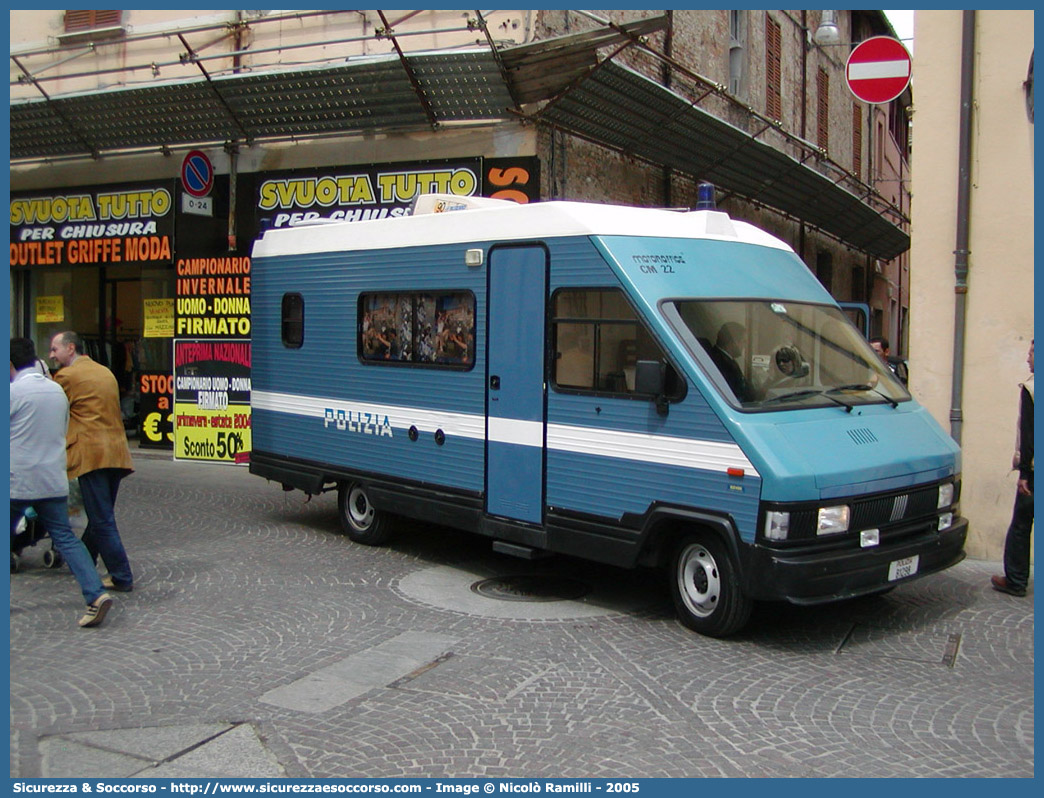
[670,532,751,638]
[337,483,394,545]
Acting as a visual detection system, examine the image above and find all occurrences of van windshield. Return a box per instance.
[663,299,910,410]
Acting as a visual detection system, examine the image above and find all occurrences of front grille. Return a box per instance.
[762,482,948,547]
[850,485,937,529]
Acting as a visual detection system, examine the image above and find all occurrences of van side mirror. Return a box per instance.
[635,360,669,416]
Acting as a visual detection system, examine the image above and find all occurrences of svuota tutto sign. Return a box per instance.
[10,182,176,268]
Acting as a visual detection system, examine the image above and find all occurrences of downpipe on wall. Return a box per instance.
[949,10,975,445]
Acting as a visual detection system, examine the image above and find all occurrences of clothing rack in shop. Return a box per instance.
[78,334,143,377]
[78,333,109,366]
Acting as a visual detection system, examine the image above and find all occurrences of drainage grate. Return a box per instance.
[471,574,591,602]
[836,623,962,667]
[941,632,962,668]
[387,652,455,689]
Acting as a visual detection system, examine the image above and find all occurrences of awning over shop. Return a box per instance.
[9,17,908,259]
[10,52,516,159]
[533,61,910,260]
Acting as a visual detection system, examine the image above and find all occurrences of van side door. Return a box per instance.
[485,244,548,524]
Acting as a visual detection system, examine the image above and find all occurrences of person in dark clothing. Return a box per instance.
[992,339,1033,597]
[707,322,754,402]
[870,336,909,385]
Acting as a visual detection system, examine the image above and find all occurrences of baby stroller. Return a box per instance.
[11,506,64,572]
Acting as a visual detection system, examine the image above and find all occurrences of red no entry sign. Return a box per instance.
[846,36,912,104]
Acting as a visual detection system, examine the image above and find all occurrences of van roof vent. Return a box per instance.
[686,209,737,239]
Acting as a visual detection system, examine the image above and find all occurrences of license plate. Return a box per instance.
[888,554,919,581]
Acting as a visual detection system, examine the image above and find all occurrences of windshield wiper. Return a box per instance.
[826,383,899,409]
[760,388,853,412]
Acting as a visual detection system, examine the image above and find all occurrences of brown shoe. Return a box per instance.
[101,575,133,593]
[79,593,114,627]
[991,575,1027,597]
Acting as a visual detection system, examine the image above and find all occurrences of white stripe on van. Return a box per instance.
[488,416,544,447]
[251,389,486,439]
[251,390,758,478]
[546,423,757,475]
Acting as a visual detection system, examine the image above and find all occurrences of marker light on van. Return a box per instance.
[763,510,790,541]
[816,505,850,535]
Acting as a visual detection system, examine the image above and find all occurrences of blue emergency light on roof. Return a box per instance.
[695,182,717,210]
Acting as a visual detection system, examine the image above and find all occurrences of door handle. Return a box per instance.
[489,375,501,390]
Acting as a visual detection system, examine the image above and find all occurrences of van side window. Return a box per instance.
[359,291,474,368]
[281,293,304,348]
[552,288,683,399]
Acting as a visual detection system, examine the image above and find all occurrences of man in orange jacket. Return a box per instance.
[50,331,135,593]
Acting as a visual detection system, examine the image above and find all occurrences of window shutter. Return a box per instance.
[765,14,782,121]
[852,104,863,178]
[64,10,122,33]
[817,69,830,151]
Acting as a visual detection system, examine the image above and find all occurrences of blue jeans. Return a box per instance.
[78,468,134,587]
[10,496,105,605]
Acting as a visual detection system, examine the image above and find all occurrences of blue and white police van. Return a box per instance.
[249,192,967,637]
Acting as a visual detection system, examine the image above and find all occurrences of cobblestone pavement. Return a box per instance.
[9,450,1034,778]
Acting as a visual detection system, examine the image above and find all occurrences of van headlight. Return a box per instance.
[764,510,790,541]
[938,482,955,509]
[817,505,850,535]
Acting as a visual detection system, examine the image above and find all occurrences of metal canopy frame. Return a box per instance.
[535,60,910,260]
[10,52,515,158]
[9,13,908,259]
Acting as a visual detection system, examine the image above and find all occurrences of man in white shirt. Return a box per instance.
[10,337,113,627]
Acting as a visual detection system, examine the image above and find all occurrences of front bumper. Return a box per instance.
[745,516,968,604]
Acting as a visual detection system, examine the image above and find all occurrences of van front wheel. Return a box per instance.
[670,532,751,637]
[337,483,394,545]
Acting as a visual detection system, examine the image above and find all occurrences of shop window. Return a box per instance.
[552,288,683,400]
[281,293,304,348]
[359,291,474,368]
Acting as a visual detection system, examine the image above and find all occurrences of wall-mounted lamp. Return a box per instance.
[812,10,842,47]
